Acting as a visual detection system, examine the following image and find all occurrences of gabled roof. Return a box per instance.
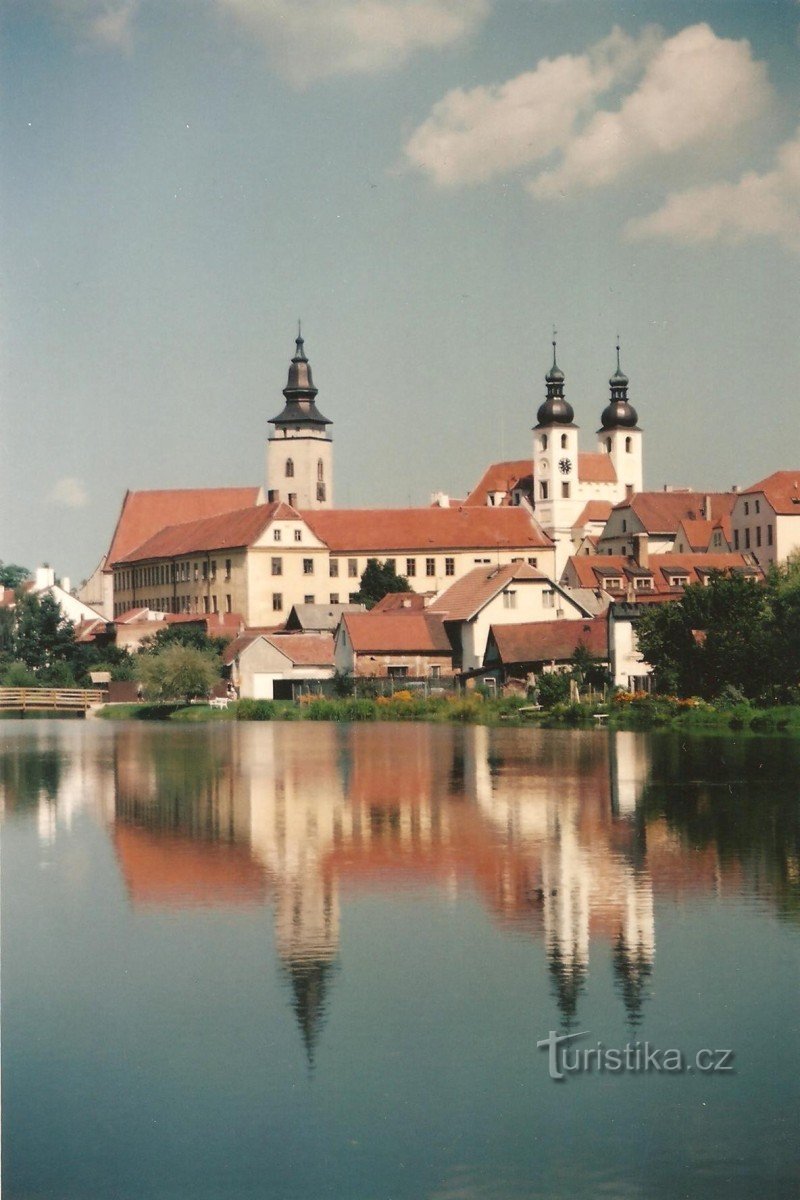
[609,491,735,535]
[464,460,533,506]
[341,612,453,655]
[106,487,262,565]
[489,618,608,665]
[565,552,762,594]
[741,471,800,514]
[301,507,553,552]
[119,501,298,562]
[371,592,433,613]
[285,603,365,631]
[573,500,614,528]
[428,562,545,622]
[263,633,335,666]
[578,453,617,484]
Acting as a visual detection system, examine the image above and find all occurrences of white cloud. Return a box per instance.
[49,477,90,509]
[55,1,139,50]
[531,23,772,197]
[625,125,800,253]
[403,25,660,186]
[216,0,489,84]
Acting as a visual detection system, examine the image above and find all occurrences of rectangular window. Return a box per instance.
[304,594,315,604]
[330,559,340,577]
[445,558,455,576]
[272,593,283,612]
[744,502,749,516]
[543,589,555,608]
[203,595,209,613]
[745,529,751,549]
[202,561,208,580]
[540,482,549,501]
[211,560,217,580]
[225,558,232,579]
[294,529,302,543]
[406,558,416,577]
[426,558,435,577]
[225,594,232,613]
[528,557,538,568]
[634,577,653,590]
[561,482,570,499]
[768,524,773,546]
[348,558,359,578]
[755,500,760,514]
[429,665,441,680]
[502,591,517,609]
[330,593,339,604]
[303,558,314,575]
[271,557,282,576]
[734,529,740,549]
[274,529,282,542]
[194,562,199,581]
[212,595,218,613]
[756,526,762,547]
[387,665,409,678]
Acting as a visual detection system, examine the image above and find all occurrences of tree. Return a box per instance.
[136,644,220,703]
[142,623,228,657]
[0,562,30,589]
[12,592,77,680]
[570,641,610,691]
[353,559,411,610]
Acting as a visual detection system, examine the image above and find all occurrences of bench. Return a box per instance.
[209,696,230,710]
[593,712,609,725]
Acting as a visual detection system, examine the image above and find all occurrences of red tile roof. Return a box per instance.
[464,460,533,506]
[301,507,553,552]
[489,618,608,665]
[263,633,334,667]
[342,612,453,655]
[119,501,297,562]
[429,562,545,621]
[565,552,762,595]
[106,487,262,565]
[371,592,433,613]
[610,491,735,534]
[742,471,800,514]
[578,453,617,483]
[574,500,613,528]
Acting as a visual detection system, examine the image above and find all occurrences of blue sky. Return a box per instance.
[2,0,799,581]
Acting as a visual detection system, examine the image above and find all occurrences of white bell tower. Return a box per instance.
[597,344,642,502]
[267,328,333,510]
[533,339,581,575]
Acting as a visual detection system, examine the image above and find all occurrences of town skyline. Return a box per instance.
[3,1,799,581]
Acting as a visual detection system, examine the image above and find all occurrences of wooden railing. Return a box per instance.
[0,688,105,713]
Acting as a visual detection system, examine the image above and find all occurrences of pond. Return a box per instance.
[2,720,798,1199]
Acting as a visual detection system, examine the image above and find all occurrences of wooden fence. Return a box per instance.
[0,688,106,713]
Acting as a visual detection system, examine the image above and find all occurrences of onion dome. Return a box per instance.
[269,326,331,428]
[536,339,574,427]
[600,343,638,430]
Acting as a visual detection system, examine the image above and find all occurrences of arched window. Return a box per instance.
[285,458,294,478]
[317,459,324,481]
[541,434,548,451]
[605,437,612,453]
[625,436,632,453]
[560,433,568,449]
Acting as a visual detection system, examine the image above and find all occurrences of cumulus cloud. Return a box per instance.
[49,477,90,509]
[403,25,660,186]
[216,0,489,83]
[625,124,800,253]
[532,23,772,197]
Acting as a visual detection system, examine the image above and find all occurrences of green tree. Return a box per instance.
[0,562,30,589]
[12,592,76,678]
[142,623,228,657]
[136,644,220,703]
[571,641,610,691]
[353,559,411,610]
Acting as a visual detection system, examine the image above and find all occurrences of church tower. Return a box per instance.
[267,329,333,510]
[533,339,580,573]
[597,344,642,500]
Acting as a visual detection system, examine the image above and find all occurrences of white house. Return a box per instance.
[731,471,800,569]
[224,632,334,699]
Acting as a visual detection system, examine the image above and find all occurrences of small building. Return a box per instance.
[607,602,658,692]
[334,612,454,679]
[597,491,736,557]
[483,618,608,684]
[284,602,365,632]
[224,632,335,699]
[731,471,800,569]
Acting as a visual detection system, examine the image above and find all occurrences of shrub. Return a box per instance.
[535,673,571,708]
[236,699,277,721]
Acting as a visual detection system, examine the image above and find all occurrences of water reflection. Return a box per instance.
[2,722,798,1049]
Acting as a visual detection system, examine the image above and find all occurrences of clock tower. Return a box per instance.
[533,339,581,575]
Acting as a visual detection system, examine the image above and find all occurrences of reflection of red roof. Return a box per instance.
[464,460,533,506]
[342,612,453,655]
[107,487,262,564]
[113,826,268,907]
[578,453,617,483]
[611,491,734,533]
[741,471,800,514]
[120,501,297,562]
[489,618,608,665]
[429,562,544,621]
[301,507,553,552]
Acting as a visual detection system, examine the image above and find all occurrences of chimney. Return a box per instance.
[633,533,649,569]
[703,494,712,520]
[35,565,56,592]
[61,576,71,594]
[430,491,450,508]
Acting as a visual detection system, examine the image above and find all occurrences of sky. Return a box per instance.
[2,0,799,583]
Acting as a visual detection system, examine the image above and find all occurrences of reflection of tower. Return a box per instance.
[542,816,591,1028]
[613,871,655,1025]
[609,731,650,817]
[274,869,340,1065]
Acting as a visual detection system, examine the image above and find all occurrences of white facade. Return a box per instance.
[267,429,333,511]
[731,481,800,570]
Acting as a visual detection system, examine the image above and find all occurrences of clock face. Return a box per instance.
[559,457,572,475]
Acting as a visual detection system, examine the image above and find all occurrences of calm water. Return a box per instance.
[2,720,798,1200]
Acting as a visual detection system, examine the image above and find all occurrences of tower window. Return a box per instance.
[540,482,549,501]
[317,483,326,501]
[286,458,294,478]
[606,437,612,453]
[561,482,570,498]
[560,433,568,449]
[625,437,632,453]
[317,459,324,481]
[540,434,548,451]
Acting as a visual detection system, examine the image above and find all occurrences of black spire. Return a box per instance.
[536,335,574,427]
[269,327,331,429]
[600,341,638,430]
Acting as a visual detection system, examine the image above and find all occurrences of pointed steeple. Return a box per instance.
[270,327,331,428]
[600,340,638,430]
[536,333,574,427]
[284,957,337,1067]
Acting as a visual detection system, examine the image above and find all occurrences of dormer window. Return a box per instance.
[669,575,689,588]
[634,577,653,591]
[605,577,623,591]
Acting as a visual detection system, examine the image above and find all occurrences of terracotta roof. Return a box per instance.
[222,628,284,664]
[263,633,334,666]
[565,552,762,595]
[301,507,553,552]
[574,501,613,528]
[106,487,262,565]
[489,618,608,665]
[578,453,617,483]
[341,612,453,655]
[464,460,533,506]
[371,592,433,613]
[676,517,715,551]
[119,501,297,562]
[610,491,735,534]
[429,562,545,622]
[741,471,800,514]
